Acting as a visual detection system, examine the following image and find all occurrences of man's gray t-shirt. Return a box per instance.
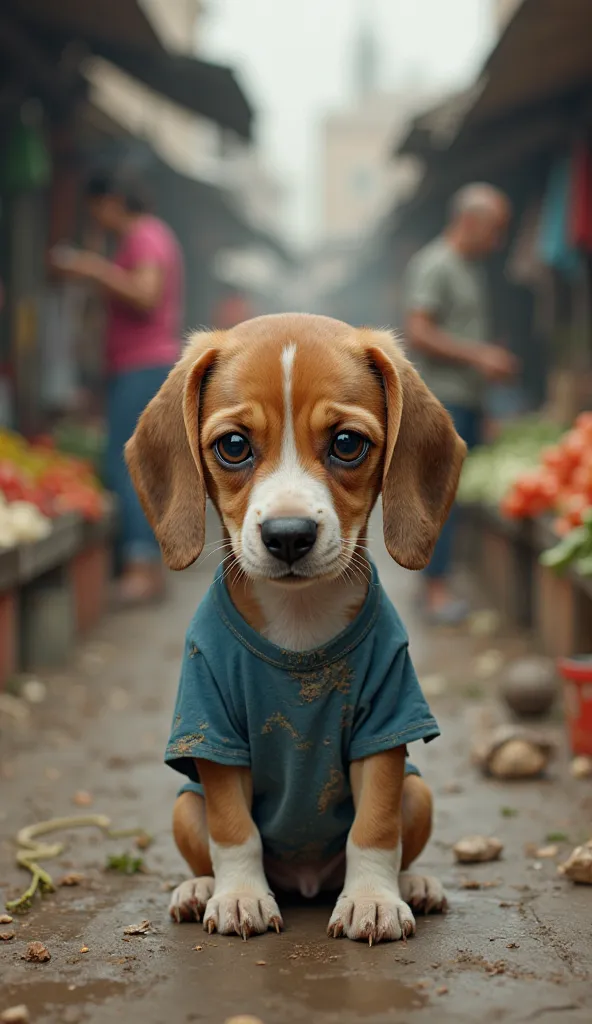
[405,237,490,409]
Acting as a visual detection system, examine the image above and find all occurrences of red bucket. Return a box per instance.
[557,655,592,756]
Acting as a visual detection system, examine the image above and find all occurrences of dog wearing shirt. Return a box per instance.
[125,313,466,944]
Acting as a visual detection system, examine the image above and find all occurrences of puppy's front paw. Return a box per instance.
[399,873,448,914]
[169,876,215,923]
[327,891,416,944]
[204,889,283,940]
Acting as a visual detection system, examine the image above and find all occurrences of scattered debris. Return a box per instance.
[570,756,592,779]
[558,842,592,884]
[0,931,15,941]
[536,845,559,859]
[58,872,85,887]
[472,724,554,780]
[72,791,93,808]
[0,915,13,925]
[194,945,203,951]
[21,679,47,705]
[255,960,266,966]
[500,657,556,718]
[224,1018,265,1024]
[6,814,147,913]
[0,1007,30,1024]
[124,920,151,935]
[79,946,89,954]
[106,853,144,875]
[22,941,51,963]
[436,986,449,996]
[134,832,153,851]
[454,836,504,864]
[500,807,518,818]
[460,879,500,890]
[506,942,520,949]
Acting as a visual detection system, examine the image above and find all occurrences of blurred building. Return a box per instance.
[321,20,428,247]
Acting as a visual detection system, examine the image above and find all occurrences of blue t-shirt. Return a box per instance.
[165,562,439,863]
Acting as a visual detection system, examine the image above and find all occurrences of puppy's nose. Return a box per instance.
[261,517,317,564]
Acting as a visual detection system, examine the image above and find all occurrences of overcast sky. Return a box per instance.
[200,0,495,246]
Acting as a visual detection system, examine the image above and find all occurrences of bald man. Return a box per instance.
[405,183,518,624]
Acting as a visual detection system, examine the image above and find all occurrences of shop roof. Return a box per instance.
[9,0,254,139]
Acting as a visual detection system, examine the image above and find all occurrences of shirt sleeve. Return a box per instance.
[405,249,447,318]
[126,223,170,269]
[349,644,440,762]
[165,636,250,785]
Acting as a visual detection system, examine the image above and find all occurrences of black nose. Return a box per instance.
[261,517,318,564]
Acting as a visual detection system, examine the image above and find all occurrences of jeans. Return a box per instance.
[424,403,481,580]
[106,365,172,565]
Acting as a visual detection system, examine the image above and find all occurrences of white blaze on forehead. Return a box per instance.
[280,343,298,469]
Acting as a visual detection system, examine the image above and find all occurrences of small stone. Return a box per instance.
[59,873,85,887]
[123,920,151,935]
[558,844,592,884]
[536,845,558,859]
[453,836,504,864]
[0,915,13,924]
[80,946,89,953]
[1,1007,30,1024]
[570,756,592,779]
[72,791,93,807]
[22,941,51,963]
[193,945,203,951]
[436,986,449,996]
[0,931,15,941]
[255,960,266,966]
[506,942,520,949]
[134,833,153,851]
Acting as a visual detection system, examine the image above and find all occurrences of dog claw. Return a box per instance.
[207,919,216,934]
[368,933,373,947]
[271,916,282,934]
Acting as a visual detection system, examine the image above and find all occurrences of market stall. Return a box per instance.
[458,413,592,656]
[0,429,116,688]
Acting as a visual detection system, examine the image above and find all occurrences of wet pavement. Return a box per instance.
[2,508,592,1023]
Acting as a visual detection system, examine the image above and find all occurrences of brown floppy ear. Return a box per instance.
[124,333,220,570]
[363,330,467,571]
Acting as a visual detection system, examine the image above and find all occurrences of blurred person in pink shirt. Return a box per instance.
[51,172,183,605]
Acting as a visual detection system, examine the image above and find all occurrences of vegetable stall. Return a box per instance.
[0,428,116,689]
[457,414,592,657]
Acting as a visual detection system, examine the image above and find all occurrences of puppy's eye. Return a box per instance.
[329,431,370,467]
[214,432,253,468]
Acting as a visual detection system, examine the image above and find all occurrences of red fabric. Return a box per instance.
[106,215,183,374]
[569,143,592,250]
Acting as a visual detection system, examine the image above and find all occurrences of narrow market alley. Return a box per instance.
[1,509,591,1024]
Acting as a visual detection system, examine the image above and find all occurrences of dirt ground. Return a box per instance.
[2,509,592,1023]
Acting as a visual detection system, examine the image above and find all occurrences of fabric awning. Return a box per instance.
[94,44,253,140]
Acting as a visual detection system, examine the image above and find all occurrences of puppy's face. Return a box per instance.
[200,318,385,585]
[125,314,466,580]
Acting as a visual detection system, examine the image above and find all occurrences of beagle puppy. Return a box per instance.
[125,313,465,944]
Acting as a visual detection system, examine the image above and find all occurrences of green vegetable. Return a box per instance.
[500,807,518,818]
[540,520,592,574]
